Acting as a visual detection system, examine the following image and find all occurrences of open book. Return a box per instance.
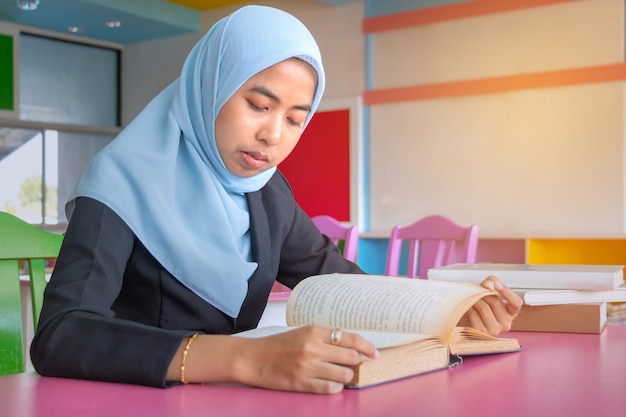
[237,274,521,388]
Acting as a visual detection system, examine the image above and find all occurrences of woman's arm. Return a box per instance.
[261,174,365,289]
[166,326,378,394]
[31,198,188,386]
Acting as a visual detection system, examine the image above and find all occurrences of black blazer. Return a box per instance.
[31,171,363,387]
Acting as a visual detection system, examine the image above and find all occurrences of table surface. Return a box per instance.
[2,326,626,417]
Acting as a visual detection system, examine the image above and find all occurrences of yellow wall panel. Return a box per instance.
[527,239,626,265]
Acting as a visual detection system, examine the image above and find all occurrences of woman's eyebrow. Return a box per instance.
[249,86,312,112]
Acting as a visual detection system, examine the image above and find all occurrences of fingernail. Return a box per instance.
[330,382,344,393]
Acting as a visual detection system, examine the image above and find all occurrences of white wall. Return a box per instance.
[121,32,200,125]
[121,0,364,124]
[367,0,626,237]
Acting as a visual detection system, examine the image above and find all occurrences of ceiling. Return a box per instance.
[0,0,359,44]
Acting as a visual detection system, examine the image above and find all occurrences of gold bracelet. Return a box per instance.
[180,333,198,384]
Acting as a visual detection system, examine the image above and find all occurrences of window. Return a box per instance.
[0,33,120,227]
[0,128,112,225]
[19,33,119,126]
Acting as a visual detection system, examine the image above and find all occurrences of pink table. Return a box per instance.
[2,326,625,417]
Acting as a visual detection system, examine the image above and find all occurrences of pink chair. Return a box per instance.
[311,215,359,263]
[269,215,359,298]
[385,215,478,279]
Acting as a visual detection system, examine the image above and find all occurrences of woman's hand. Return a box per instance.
[234,325,378,394]
[168,325,378,394]
[462,275,523,335]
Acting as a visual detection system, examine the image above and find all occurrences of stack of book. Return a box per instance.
[427,263,626,334]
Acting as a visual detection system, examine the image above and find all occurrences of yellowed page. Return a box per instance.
[235,325,435,349]
[448,327,521,355]
[286,274,493,338]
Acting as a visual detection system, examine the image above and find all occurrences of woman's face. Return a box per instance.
[214,58,317,178]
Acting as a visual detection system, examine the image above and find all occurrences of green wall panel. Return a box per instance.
[0,34,14,111]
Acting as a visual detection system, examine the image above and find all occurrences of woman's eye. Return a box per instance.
[247,100,265,111]
[287,117,303,128]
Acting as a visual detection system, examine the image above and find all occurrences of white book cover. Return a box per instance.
[427,263,625,290]
[513,284,626,306]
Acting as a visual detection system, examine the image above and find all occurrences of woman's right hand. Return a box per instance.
[234,325,378,393]
[168,326,378,394]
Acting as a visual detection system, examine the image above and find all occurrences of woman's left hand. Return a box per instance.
[462,275,523,335]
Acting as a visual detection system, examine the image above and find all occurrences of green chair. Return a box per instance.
[0,212,63,375]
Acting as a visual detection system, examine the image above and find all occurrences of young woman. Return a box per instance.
[31,5,521,394]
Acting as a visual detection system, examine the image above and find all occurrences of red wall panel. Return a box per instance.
[279,109,350,221]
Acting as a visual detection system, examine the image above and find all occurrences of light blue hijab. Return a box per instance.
[66,6,325,318]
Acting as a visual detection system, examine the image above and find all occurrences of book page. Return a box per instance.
[351,330,441,349]
[449,327,521,355]
[234,325,438,349]
[286,274,493,338]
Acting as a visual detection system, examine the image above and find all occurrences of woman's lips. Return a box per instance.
[241,151,268,169]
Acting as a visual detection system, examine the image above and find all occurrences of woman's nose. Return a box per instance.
[259,115,281,146]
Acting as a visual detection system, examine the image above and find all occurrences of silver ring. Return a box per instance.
[330,328,342,346]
